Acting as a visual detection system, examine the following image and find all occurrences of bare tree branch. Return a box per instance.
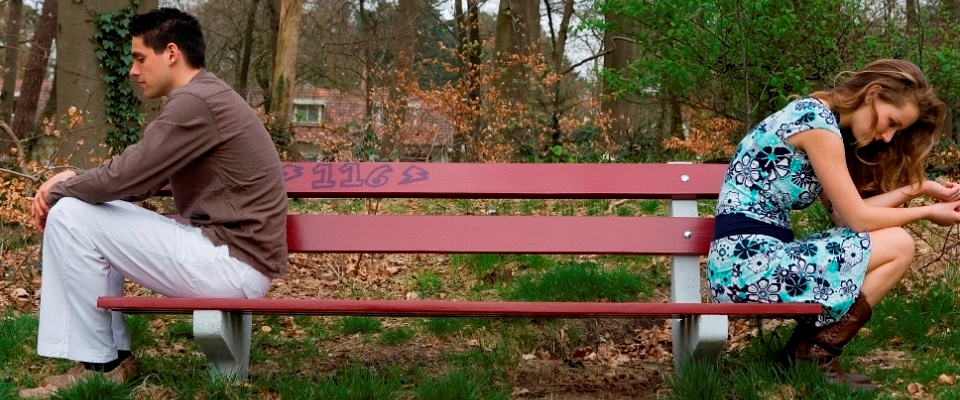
[0,120,28,178]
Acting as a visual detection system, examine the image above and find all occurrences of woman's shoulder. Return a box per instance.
[782,97,834,116]
[770,97,841,136]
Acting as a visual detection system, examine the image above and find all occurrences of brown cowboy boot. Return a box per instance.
[783,319,872,384]
[789,293,877,391]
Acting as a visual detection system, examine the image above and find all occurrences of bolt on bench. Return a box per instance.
[98,162,821,379]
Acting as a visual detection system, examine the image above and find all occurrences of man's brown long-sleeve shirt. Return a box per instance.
[47,71,288,278]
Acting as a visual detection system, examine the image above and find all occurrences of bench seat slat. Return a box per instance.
[98,297,821,318]
[288,215,715,254]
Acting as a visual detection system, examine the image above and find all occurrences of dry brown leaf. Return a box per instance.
[571,347,591,359]
[907,382,923,394]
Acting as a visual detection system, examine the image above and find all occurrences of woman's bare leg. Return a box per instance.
[860,227,914,307]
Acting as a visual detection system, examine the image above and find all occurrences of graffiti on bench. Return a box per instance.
[282,163,430,188]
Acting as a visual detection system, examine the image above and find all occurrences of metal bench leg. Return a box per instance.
[193,310,252,380]
[670,197,728,368]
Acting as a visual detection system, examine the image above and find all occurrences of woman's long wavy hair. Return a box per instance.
[810,59,946,196]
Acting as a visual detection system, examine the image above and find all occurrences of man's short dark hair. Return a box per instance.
[130,8,206,69]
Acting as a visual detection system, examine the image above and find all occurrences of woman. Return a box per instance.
[707,59,958,390]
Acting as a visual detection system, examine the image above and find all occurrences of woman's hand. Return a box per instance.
[923,180,960,202]
[926,199,960,226]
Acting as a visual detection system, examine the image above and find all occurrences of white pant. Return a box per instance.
[37,198,272,363]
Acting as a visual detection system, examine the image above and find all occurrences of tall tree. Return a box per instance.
[380,0,422,159]
[270,0,303,131]
[58,0,158,167]
[236,0,259,100]
[600,12,638,146]
[945,0,960,21]
[251,0,281,112]
[451,0,481,162]
[599,0,852,127]
[493,0,540,103]
[545,0,574,71]
[12,0,57,141]
[1,0,23,125]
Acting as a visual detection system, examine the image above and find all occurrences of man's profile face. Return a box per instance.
[129,37,172,99]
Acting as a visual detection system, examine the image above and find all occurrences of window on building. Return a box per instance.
[293,101,324,125]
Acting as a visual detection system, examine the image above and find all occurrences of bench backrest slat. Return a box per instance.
[159,162,727,199]
[287,215,714,255]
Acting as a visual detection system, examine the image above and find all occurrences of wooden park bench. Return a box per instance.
[98,162,822,379]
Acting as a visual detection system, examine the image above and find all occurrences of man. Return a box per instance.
[20,8,287,398]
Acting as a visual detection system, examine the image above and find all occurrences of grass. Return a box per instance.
[335,316,382,334]
[665,276,960,399]
[415,270,444,298]
[0,310,38,366]
[505,261,653,302]
[5,198,960,399]
[379,327,415,345]
[423,317,490,336]
[6,261,960,399]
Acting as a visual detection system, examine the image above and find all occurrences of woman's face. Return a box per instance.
[849,97,920,144]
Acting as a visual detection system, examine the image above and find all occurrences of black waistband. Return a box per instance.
[713,213,794,242]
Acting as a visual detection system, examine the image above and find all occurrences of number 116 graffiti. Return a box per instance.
[282,163,430,188]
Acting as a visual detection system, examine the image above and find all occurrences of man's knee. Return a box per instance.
[46,197,90,229]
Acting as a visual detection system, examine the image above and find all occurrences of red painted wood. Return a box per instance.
[286,215,715,254]
[98,297,821,318]
[157,163,727,199]
[130,162,754,319]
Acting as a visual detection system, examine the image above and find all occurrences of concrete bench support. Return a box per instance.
[193,310,252,380]
[670,198,728,368]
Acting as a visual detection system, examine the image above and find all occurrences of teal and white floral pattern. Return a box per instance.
[708,98,871,326]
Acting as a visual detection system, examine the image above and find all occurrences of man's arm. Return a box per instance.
[46,94,218,207]
[118,178,170,203]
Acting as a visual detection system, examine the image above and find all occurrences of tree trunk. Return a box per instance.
[542,0,574,150]
[237,0,259,101]
[493,0,539,102]
[270,0,302,132]
[905,0,918,32]
[452,0,481,162]
[26,62,56,156]
[12,0,57,142]
[601,12,638,149]
[57,0,158,167]
[1,0,23,125]
[261,0,281,113]
[380,0,421,160]
[549,0,574,71]
[945,0,960,21]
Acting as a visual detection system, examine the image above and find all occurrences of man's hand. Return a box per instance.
[32,170,76,233]
[923,180,960,202]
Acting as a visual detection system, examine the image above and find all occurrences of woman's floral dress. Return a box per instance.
[707,98,870,326]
